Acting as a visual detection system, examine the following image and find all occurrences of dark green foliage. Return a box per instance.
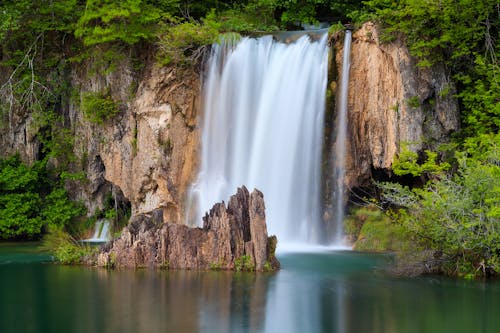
[363,0,497,65]
[42,188,85,228]
[81,91,120,124]
[0,155,85,240]
[458,56,500,135]
[74,0,169,46]
[0,193,43,239]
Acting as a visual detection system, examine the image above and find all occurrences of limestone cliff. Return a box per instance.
[69,58,200,222]
[330,22,459,190]
[96,187,279,271]
[0,50,201,222]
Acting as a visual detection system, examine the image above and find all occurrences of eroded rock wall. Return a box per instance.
[330,22,459,189]
[1,49,201,223]
[69,57,201,221]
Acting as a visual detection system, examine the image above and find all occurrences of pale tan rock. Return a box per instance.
[68,61,201,221]
[331,22,459,189]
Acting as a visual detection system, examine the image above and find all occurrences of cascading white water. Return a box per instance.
[82,219,111,243]
[187,31,329,245]
[331,30,352,245]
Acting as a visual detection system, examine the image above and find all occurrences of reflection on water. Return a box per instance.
[1,244,499,333]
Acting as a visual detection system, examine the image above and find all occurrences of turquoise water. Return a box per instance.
[1,243,499,333]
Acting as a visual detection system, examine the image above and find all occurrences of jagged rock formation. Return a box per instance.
[96,187,280,271]
[330,22,459,190]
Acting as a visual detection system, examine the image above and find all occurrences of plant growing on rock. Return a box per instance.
[81,91,120,124]
[234,255,255,272]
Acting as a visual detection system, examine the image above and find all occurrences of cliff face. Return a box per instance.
[331,22,459,189]
[69,59,201,222]
[1,51,201,223]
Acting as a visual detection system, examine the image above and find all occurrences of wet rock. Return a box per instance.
[97,187,279,271]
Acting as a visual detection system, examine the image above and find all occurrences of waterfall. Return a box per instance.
[187,31,329,245]
[82,219,111,243]
[331,30,352,245]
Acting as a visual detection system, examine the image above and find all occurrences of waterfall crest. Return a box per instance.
[187,32,329,245]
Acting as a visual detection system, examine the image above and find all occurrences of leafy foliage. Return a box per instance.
[81,91,120,124]
[157,13,221,66]
[378,134,500,277]
[42,228,96,264]
[234,254,255,271]
[392,146,450,177]
[75,0,169,46]
[0,155,85,240]
[345,205,407,252]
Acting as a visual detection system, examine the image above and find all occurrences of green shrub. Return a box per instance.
[42,188,86,228]
[0,155,85,240]
[74,0,169,46]
[42,228,96,264]
[156,14,220,66]
[345,205,407,252]
[234,255,255,272]
[81,91,120,124]
[379,133,500,277]
[392,145,450,177]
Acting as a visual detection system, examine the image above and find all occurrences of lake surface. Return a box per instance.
[1,243,499,333]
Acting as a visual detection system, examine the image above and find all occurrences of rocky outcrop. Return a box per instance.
[330,22,459,189]
[96,187,280,271]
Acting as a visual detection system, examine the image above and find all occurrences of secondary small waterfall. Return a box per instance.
[188,31,329,245]
[82,219,111,243]
[331,30,352,245]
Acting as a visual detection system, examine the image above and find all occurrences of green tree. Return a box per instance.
[0,155,85,240]
[75,0,175,46]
